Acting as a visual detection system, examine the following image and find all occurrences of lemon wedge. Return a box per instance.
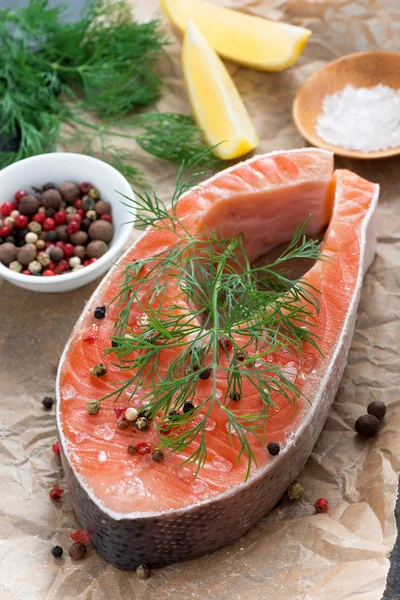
[182,20,258,160]
[161,0,311,71]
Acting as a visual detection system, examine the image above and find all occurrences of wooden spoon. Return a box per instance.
[292,51,400,159]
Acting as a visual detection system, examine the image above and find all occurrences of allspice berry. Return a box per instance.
[355,414,379,438]
[59,181,80,204]
[18,195,40,216]
[0,242,18,265]
[86,240,108,259]
[367,401,386,421]
[73,245,86,260]
[95,200,111,215]
[69,542,87,560]
[70,231,88,246]
[17,244,37,266]
[55,224,69,242]
[49,246,64,262]
[41,188,62,209]
[88,220,113,243]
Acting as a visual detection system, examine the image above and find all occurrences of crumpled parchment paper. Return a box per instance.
[0,1,399,599]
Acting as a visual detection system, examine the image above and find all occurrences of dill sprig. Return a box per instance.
[0,0,215,183]
[103,157,323,478]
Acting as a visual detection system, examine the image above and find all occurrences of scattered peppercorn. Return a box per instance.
[199,368,211,380]
[218,337,233,351]
[183,401,194,413]
[94,306,106,319]
[111,340,119,348]
[49,483,64,500]
[127,444,137,455]
[355,414,379,437]
[118,420,129,430]
[69,542,87,560]
[168,410,180,420]
[87,400,101,415]
[51,546,63,558]
[152,450,164,463]
[136,564,151,579]
[136,442,151,455]
[90,363,107,377]
[70,529,90,544]
[236,351,246,362]
[52,441,60,455]
[42,396,54,409]
[314,497,329,513]
[287,482,304,500]
[367,400,386,421]
[125,407,139,422]
[229,391,240,402]
[267,442,280,456]
[135,417,149,431]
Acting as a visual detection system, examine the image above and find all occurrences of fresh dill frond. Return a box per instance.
[104,159,323,479]
[0,0,215,181]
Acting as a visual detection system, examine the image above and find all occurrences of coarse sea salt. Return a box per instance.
[316,84,400,152]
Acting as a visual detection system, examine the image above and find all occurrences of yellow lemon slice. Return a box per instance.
[161,0,311,71]
[182,20,258,160]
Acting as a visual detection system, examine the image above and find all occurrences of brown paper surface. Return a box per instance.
[1,1,399,598]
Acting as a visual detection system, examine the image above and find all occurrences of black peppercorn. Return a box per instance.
[236,351,246,362]
[94,306,106,319]
[229,391,240,401]
[183,401,194,413]
[46,230,58,243]
[42,396,54,409]
[5,235,15,244]
[152,449,164,463]
[118,420,129,430]
[111,340,118,348]
[51,545,63,558]
[168,410,180,420]
[367,400,386,421]
[69,542,87,560]
[199,368,211,380]
[355,414,379,438]
[43,182,56,191]
[267,442,280,456]
[45,207,56,217]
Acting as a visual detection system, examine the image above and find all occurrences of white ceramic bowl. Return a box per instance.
[0,153,135,292]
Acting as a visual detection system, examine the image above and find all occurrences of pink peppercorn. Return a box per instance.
[74,198,83,209]
[77,208,86,219]
[43,269,56,277]
[218,337,233,351]
[0,202,14,217]
[14,214,29,229]
[49,483,64,500]
[0,226,12,237]
[63,243,74,258]
[80,182,92,195]
[54,211,66,225]
[22,270,32,275]
[52,441,60,455]
[135,442,151,456]
[314,498,329,513]
[33,212,46,224]
[15,190,27,205]
[100,213,112,223]
[67,220,80,234]
[43,217,56,231]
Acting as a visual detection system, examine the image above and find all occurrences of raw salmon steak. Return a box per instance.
[56,148,379,569]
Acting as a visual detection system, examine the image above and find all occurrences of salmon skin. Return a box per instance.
[56,149,379,570]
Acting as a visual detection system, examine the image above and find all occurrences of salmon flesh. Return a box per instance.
[56,149,379,569]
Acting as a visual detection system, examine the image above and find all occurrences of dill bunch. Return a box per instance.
[103,156,323,478]
[0,0,214,182]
